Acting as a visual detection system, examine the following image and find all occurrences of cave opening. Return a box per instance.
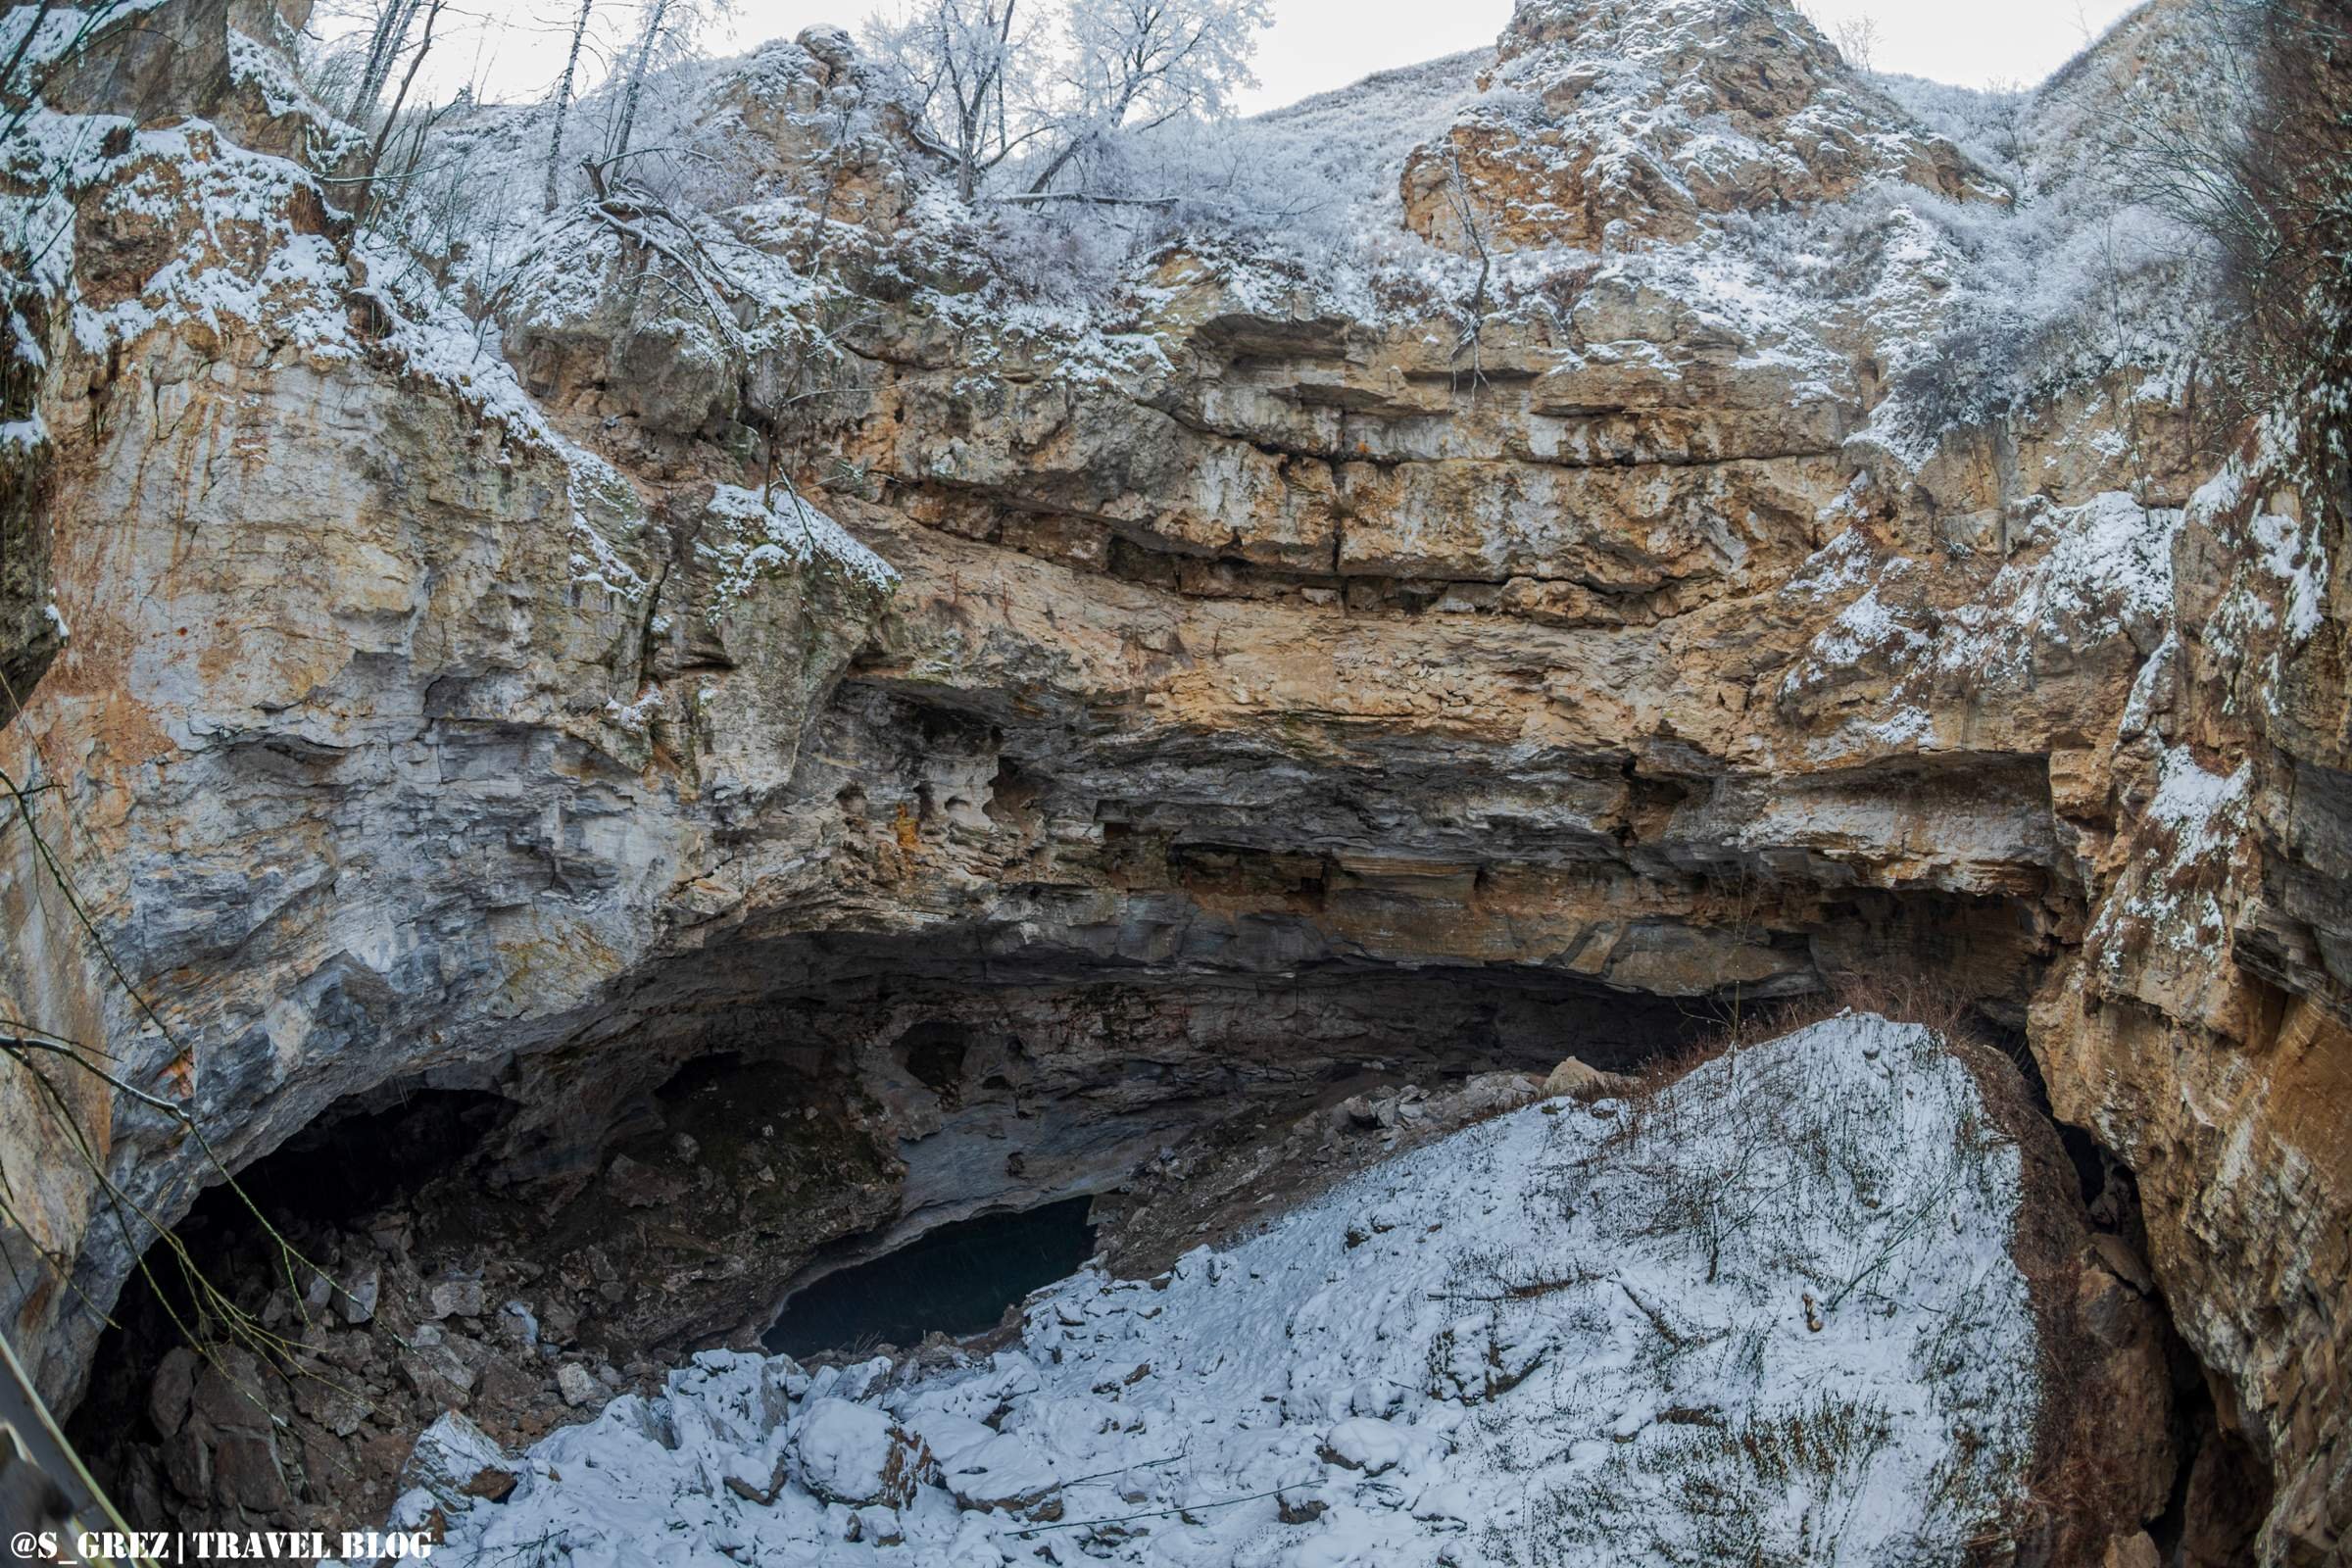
[75,1083,510,1378]
[62,952,1751,1537]
[216,1086,511,1228]
[762,1197,1099,1359]
[65,1084,514,1526]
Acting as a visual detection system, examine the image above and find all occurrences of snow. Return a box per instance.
[1778,487,2189,762]
[424,1014,2039,1567]
[0,0,171,72]
[2144,745,2252,860]
[2119,629,2179,739]
[601,684,666,738]
[214,0,2232,510]
[700,484,901,614]
[789,1398,924,1507]
[2249,507,2328,645]
[1323,1417,1412,1477]
[0,19,659,612]
[2189,424,2333,715]
[1816,584,1929,668]
[2004,491,2182,644]
[337,234,658,604]
[2086,744,2252,985]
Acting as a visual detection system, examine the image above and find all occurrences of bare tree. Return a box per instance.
[607,0,673,166]
[603,0,732,168]
[1794,4,1878,74]
[866,0,1045,201]
[356,0,447,217]
[543,0,597,213]
[1832,12,1881,73]
[1022,0,1270,196]
[349,0,428,122]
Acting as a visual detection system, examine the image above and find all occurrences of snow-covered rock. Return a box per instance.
[786,1398,935,1508]
[436,1015,2042,1565]
[8,0,2340,1557]
[399,1412,516,1509]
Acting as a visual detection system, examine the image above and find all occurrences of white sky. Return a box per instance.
[368,0,2147,112]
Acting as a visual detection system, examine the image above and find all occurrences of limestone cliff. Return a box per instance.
[0,0,2345,1561]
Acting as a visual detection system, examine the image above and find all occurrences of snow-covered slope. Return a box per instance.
[414,1015,2038,1566]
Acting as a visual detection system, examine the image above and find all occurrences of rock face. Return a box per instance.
[0,0,2346,1561]
[1400,0,1998,251]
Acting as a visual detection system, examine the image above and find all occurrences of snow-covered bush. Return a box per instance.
[862,0,1272,202]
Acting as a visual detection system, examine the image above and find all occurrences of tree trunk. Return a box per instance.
[358,0,443,218]
[610,0,673,166]
[354,0,424,122]
[543,0,596,212]
[1024,127,1092,197]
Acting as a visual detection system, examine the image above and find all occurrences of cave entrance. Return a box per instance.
[63,952,1739,1538]
[65,1085,514,1532]
[762,1197,1099,1359]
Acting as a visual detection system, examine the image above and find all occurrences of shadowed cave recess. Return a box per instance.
[60,613,2149,1540]
[73,876,2177,1544]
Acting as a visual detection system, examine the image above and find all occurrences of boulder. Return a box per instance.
[555,1363,601,1408]
[605,1155,688,1210]
[1543,1056,1633,1102]
[147,1347,198,1438]
[399,1412,517,1511]
[786,1398,935,1508]
[428,1279,486,1320]
[342,1264,381,1326]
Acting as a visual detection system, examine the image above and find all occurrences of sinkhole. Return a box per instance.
[762,1197,1100,1360]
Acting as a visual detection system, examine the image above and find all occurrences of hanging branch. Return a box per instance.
[1442,149,1494,401]
[0,0,141,156]
[0,758,398,1503]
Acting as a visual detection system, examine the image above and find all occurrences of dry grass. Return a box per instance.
[1522,1391,1905,1568]
[1498,983,2050,1564]
[1617,974,2004,1112]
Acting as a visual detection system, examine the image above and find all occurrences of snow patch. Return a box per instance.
[698,484,899,615]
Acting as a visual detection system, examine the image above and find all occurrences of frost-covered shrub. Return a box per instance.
[1888,317,2031,434]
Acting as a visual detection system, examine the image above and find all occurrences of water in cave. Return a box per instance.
[763,1197,1099,1359]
